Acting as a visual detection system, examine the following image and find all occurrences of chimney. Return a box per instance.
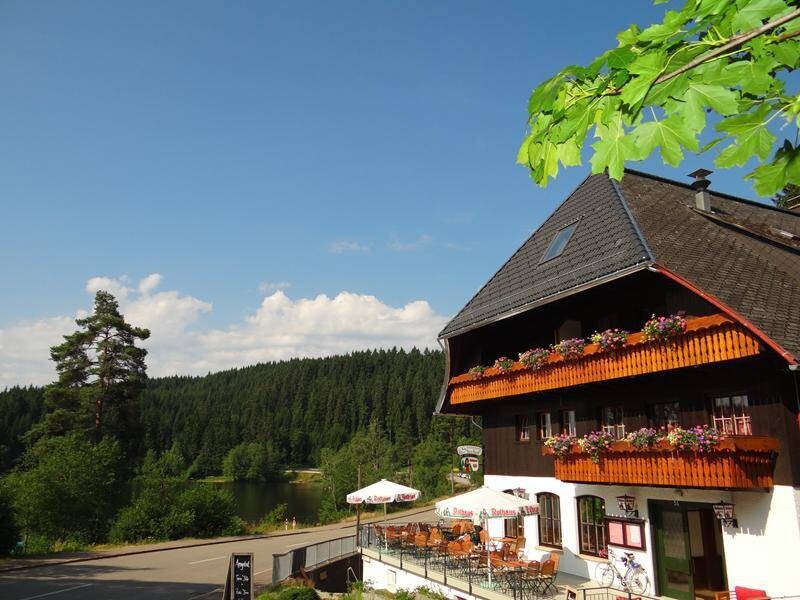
[689,168,712,212]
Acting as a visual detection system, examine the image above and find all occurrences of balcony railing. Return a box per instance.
[448,314,763,406]
[543,436,778,490]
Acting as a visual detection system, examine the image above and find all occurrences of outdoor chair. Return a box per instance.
[413,532,429,559]
[518,561,541,598]
[452,523,462,536]
[533,559,556,596]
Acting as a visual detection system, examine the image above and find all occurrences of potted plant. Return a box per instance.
[625,427,662,450]
[544,433,576,459]
[553,337,586,360]
[519,347,550,371]
[642,314,688,342]
[590,328,629,352]
[666,425,722,452]
[493,356,515,373]
[468,365,486,380]
[578,431,615,463]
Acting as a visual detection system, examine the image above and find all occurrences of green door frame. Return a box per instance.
[650,500,694,600]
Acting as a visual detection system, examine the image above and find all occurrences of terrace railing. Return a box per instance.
[544,436,779,490]
[272,534,357,584]
[447,314,763,405]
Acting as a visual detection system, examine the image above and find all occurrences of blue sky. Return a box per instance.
[0,1,769,384]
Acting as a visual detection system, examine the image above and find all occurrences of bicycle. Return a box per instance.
[594,548,650,594]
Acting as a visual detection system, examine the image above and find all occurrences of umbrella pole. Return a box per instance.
[485,515,492,588]
[384,502,388,550]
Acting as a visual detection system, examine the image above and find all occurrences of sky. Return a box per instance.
[0,1,770,386]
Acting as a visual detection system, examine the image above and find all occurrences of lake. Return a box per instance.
[201,480,325,525]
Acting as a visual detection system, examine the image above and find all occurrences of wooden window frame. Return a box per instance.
[601,406,625,439]
[577,495,607,557]
[651,401,680,429]
[516,414,531,443]
[536,492,562,549]
[711,393,752,436]
[604,516,646,551]
[560,409,576,436]
[538,412,552,440]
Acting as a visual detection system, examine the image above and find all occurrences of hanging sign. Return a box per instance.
[222,553,254,600]
[457,445,482,473]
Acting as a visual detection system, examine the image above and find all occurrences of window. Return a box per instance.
[505,516,524,539]
[516,415,531,442]
[602,406,625,438]
[712,395,752,435]
[537,493,562,548]
[541,221,579,262]
[577,496,607,557]
[538,412,552,439]
[561,410,576,436]
[652,401,680,428]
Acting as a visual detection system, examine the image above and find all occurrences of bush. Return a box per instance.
[110,482,244,543]
[0,480,20,555]
[6,434,122,543]
[278,586,320,600]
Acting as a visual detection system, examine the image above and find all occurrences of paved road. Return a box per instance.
[0,509,435,600]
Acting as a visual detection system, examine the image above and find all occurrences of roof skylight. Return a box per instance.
[540,221,578,263]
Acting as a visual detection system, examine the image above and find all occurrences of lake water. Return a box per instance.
[201,481,325,525]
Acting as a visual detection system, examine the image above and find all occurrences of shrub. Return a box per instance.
[395,590,416,600]
[278,586,320,600]
[519,347,550,371]
[6,434,123,543]
[0,480,20,555]
[176,485,242,538]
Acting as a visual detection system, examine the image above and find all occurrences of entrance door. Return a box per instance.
[652,504,693,600]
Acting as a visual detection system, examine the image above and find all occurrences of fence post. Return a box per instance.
[400,538,403,569]
[467,554,472,596]
[424,546,428,578]
[443,545,447,586]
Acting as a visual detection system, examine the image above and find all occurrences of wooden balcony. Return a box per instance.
[543,436,778,490]
[448,314,763,406]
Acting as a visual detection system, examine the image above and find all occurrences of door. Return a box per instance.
[652,503,693,600]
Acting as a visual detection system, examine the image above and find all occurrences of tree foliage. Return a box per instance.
[518,0,800,196]
[32,291,150,451]
[6,434,123,543]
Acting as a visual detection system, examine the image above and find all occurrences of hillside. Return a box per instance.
[1,348,445,475]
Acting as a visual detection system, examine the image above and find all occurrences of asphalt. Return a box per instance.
[0,508,437,600]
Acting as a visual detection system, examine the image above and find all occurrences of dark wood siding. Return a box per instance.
[479,356,800,487]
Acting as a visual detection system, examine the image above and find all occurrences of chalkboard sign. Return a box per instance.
[223,553,254,600]
[563,586,577,600]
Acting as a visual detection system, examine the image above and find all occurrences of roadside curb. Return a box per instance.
[0,505,435,574]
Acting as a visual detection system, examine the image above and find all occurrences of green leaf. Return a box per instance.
[638,10,686,43]
[675,82,740,132]
[630,116,699,166]
[722,60,775,95]
[770,40,800,67]
[714,105,777,167]
[516,136,533,166]
[557,140,582,167]
[621,52,667,108]
[606,48,636,70]
[616,25,641,47]
[746,140,800,195]
[732,0,788,31]
[528,76,562,115]
[590,116,634,180]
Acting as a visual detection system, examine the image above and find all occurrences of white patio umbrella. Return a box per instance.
[347,479,421,548]
[435,487,538,587]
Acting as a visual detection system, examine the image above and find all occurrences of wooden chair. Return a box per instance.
[452,522,462,536]
[535,559,556,595]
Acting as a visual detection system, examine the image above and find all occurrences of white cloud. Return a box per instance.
[328,240,371,254]
[388,234,433,252]
[258,281,292,294]
[0,274,448,387]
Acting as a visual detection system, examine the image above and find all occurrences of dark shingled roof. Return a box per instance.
[440,170,800,362]
[619,170,800,362]
[438,174,652,338]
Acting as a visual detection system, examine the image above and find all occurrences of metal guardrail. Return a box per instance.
[272,534,357,584]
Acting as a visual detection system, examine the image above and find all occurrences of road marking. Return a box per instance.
[18,583,93,600]
[187,555,226,565]
[187,588,221,600]
[254,568,271,575]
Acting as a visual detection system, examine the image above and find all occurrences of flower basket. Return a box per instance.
[642,314,687,342]
[519,347,551,371]
[553,338,586,360]
[590,328,629,352]
[468,365,486,380]
[493,357,515,373]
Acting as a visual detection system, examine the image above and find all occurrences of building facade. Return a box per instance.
[436,170,800,599]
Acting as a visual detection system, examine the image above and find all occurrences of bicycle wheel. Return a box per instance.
[625,566,650,594]
[595,562,615,587]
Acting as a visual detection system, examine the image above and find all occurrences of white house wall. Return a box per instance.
[484,474,800,597]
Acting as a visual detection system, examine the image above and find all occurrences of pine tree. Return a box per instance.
[31,291,150,449]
